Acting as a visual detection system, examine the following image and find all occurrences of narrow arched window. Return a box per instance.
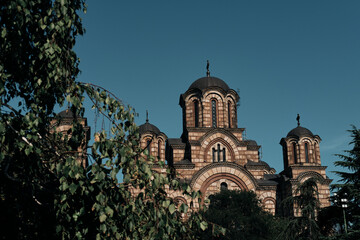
[228,101,232,128]
[220,182,228,191]
[212,148,216,162]
[211,100,217,127]
[223,148,226,162]
[305,142,309,163]
[314,142,317,163]
[217,144,221,162]
[293,142,297,164]
[194,100,199,127]
[146,139,151,156]
[158,140,161,159]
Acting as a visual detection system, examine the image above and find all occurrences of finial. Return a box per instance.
[206,60,210,77]
[296,114,300,126]
[146,110,149,123]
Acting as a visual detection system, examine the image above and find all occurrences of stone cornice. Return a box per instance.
[288,165,327,171]
[186,127,245,133]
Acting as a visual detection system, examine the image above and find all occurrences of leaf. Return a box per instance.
[99,213,107,223]
[200,221,208,231]
[162,200,170,208]
[179,203,188,213]
[69,183,78,194]
[1,28,6,38]
[168,204,176,214]
[105,206,114,217]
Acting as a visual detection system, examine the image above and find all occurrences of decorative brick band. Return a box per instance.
[296,171,332,185]
[190,162,258,189]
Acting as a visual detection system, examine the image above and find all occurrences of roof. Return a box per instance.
[58,109,75,118]
[188,76,230,91]
[245,139,258,146]
[167,138,185,146]
[287,126,314,138]
[139,122,160,135]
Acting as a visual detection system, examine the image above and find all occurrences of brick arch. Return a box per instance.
[262,197,276,214]
[296,171,327,184]
[204,91,225,102]
[203,137,235,162]
[190,162,257,191]
[198,128,240,145]
[174,196,188,206]
[200,173,248,192]
[262,197,276,205]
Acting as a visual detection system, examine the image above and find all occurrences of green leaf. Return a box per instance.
[200,221,208,231]
[179,203,188,213]
[162,200,170,208]
[105,206,114,217]
[1,28,6,38]
[168,204,176,214]
[69,183,78,194]
[99,213,107,223]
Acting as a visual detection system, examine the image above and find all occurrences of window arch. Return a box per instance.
[314,142,317,163]
[211,99,217,127]
[193,100,199,127]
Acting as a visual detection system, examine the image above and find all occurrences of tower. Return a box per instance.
[279,116,332,212]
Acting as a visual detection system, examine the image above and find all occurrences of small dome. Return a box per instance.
[188,76,230,91]
[58,109,75,118]
[245,140,258,146]
[139,122,160,135]
[287,126,314,138]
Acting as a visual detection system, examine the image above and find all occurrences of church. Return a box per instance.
[138,65,332,215]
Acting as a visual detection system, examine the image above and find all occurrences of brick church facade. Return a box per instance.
[138,71,332,215]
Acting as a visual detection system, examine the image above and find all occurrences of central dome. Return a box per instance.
[188,76,230,91]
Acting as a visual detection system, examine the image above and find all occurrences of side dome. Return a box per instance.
[58,109,75,118]
[287,126,314,138]
[188,76,230,91]
[139,122,160,135]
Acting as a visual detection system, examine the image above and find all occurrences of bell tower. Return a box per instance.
[279,114,331,209]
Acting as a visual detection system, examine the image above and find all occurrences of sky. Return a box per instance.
[74,1,360,184]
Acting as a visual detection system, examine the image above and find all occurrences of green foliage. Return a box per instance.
[279,178,322,240]
[200,190,279,240]
[331,125,360,239]
[0,1,206,239]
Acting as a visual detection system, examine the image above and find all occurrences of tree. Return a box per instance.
[279,178,323,240]
[331,125,360,239]
[200,190,279,240]
[0,1,206,239]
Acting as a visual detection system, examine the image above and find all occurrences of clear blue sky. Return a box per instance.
[74,1,360,183]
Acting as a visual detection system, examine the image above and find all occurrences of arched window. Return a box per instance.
[211,99,217,127]
[228,101,232,128]
[194,100,199,127]
[212,148,216,162]
[293,142,297,164]
[212,144,226,162]
[158,140,161,159]
[146,139,151,156]
[220,182,228,191]
[305,142,309,163]
[314,142,317,163]
[223,148,226,162]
